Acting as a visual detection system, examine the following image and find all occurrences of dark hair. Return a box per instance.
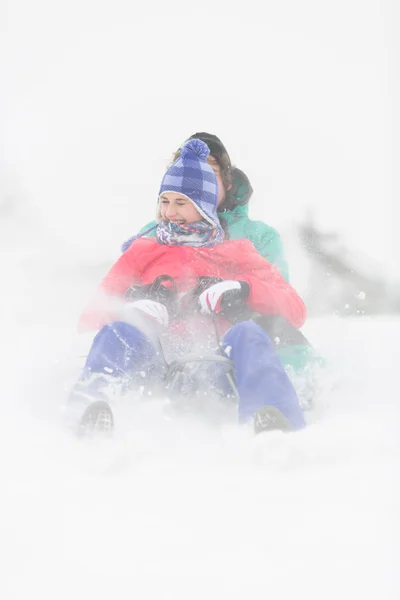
[172,133,253,212]
[223,167,253,210]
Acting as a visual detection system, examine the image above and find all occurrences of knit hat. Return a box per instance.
[158,138,223,236]
[185,132,233,190]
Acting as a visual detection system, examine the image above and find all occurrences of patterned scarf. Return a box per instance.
[156,221,224,247]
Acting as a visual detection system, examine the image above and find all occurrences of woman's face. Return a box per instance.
[159,192,203,224]
[207,156,226,207]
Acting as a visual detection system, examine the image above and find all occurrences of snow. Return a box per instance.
[1,303,399,599]
[2,1,399,597]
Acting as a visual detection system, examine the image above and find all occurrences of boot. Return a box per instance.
[253,405,292,434]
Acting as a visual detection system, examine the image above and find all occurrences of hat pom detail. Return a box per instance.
[180,138,210,161]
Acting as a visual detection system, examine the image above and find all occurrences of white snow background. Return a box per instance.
[1,1,399,599]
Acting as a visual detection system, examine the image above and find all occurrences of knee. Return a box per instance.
[86,321,160,375]
[224,320,274,349]
[92,321,150,349]
[104,321,140,337]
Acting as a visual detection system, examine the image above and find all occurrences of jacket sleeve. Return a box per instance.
[78,249,142,333]
[121,221,158,253]
[236,242,306,328]
[138,220,157,237]
[246,221,290,282]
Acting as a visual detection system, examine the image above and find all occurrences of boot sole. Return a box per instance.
[79,400,114,436]
[254,405,292,434]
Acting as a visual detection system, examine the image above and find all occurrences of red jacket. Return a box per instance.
[79,238,306,332]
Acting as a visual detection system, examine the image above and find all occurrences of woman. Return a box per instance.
[69,139,307,435]
[121,133,322,404]
[121,132,289,280]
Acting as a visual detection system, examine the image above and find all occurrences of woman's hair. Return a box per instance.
[171,133,252,212]
[223,167,252,210]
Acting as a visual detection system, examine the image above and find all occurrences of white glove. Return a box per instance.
[127,299,169,327]
[199,280,244,314]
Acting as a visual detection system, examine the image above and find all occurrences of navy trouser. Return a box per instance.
[76,320,305,430]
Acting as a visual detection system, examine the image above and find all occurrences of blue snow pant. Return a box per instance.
[75,320,305,430]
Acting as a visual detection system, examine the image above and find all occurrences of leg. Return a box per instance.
[252,314,311,348]
[80,321,164,388]
[252,315,325,410]
[66,321,164,428]
[222,321,305,430]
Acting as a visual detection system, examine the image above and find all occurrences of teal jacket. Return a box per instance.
[218,204,289,281]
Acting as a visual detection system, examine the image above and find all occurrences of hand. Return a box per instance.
[198,280,250,314]
[127,299,169,327]
[125,276,177,311]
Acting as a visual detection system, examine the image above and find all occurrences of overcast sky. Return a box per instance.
[2,0,398,279]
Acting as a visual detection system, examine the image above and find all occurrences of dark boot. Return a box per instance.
[253,405,292,434]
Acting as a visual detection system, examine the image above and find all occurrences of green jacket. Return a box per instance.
[217,204,289,281]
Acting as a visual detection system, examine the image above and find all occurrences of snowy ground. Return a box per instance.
[2,2,398,594]
[1,293,399,599]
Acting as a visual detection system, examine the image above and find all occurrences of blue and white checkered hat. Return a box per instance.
[158,138,223,235]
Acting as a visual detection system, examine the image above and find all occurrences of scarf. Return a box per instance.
[156,221,224,247]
